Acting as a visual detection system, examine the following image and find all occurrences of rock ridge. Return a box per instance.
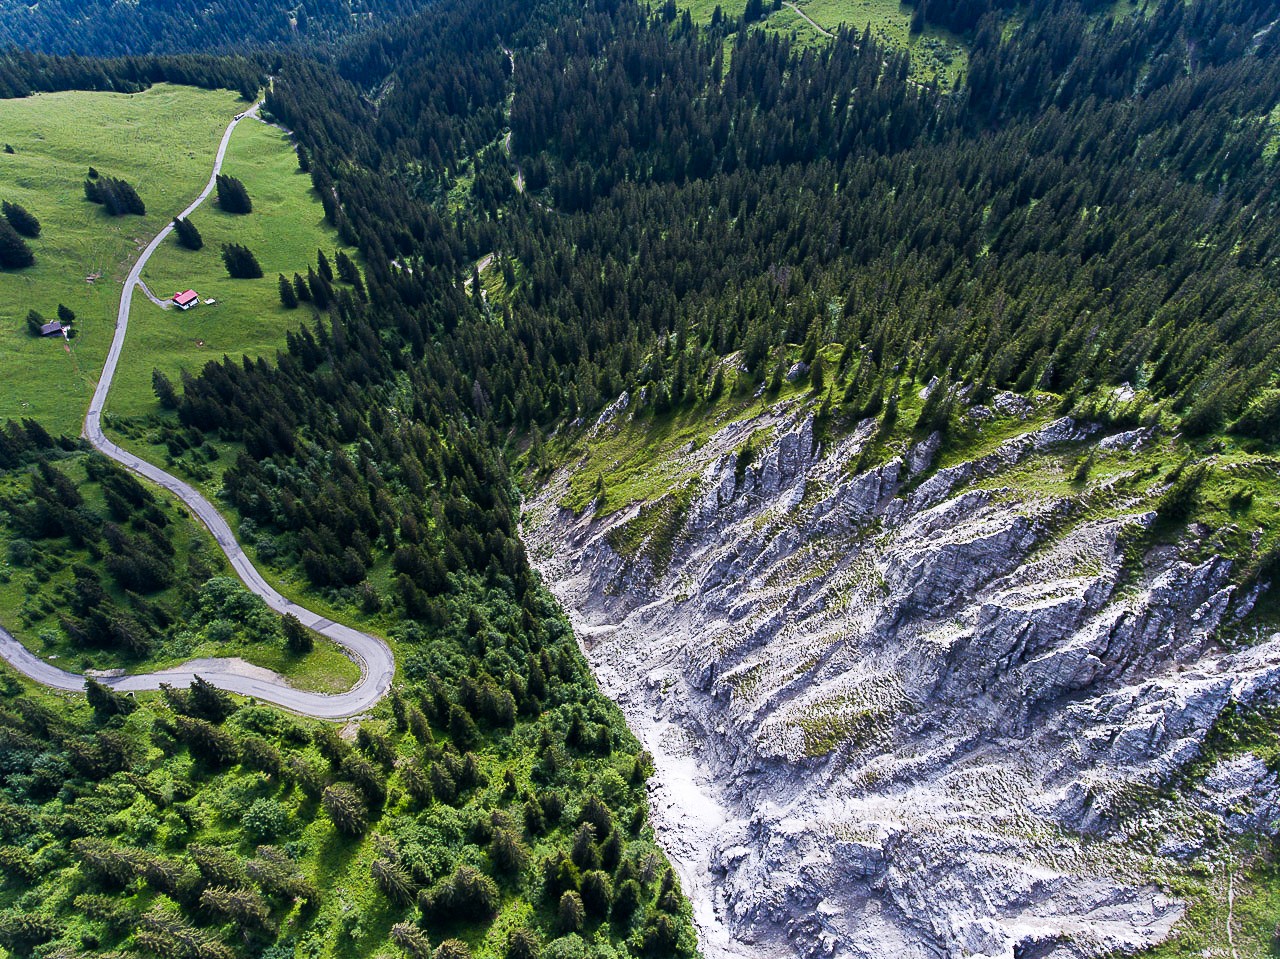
[524,401,1280,959]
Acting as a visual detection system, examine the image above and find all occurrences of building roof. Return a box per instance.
[173,289,199,306]
[38,320,63,336]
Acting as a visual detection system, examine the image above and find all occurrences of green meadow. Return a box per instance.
[762,0,967,86]
[111,116,357,420]
[0,85,365,692]
[0,84,248,438]
[657,0,967,85]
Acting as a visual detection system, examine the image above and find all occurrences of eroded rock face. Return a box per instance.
[523,401,1280,959]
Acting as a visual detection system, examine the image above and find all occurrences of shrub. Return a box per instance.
[242,798,288,842]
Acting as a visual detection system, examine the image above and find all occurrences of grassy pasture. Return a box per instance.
[655,0,967,85]
[768,0,966,86]
[0,84,248,438]
[112,116,357,420]
[0,85,365,692]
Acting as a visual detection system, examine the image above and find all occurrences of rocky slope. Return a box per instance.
[523,391,1280,959]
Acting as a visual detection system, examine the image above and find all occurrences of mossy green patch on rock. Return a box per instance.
[605,480,699,580]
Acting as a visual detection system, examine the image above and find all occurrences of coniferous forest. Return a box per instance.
[0,0,433,57]
[1,0,1280,955]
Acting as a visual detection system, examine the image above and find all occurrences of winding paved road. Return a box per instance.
[0,101,395,719]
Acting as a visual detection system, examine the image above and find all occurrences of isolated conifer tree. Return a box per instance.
[25,309,44,336]
[215,174,252,214]
[56,304,75,326]
[292,272,311,302]
[317,249,333,282]
[221,243,263,279]
[0,219,34,269]
[2,200,40,237]
[84,676,135,721]
[173,216,203,250]
[281,613,313,652]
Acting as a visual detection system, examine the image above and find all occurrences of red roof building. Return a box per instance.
[173,289,199,310]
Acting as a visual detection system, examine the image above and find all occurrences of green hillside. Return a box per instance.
[110,116,358,421]
[0,84,246,437]
[0,0,430,56]
[1,0,1279,956]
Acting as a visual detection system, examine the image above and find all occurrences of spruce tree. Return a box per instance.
[278,274,299,309]
[152,370,178,410]
[215,174,252,214]
[172,216,203,250]
[281,613,313,652]
[0,218,34,269]
[2,200,40,237]
[335,249,359,284]
[221,243,263,279]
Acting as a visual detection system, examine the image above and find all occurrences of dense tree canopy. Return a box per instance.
[2,0,1280,954]
[0,0,435,57]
